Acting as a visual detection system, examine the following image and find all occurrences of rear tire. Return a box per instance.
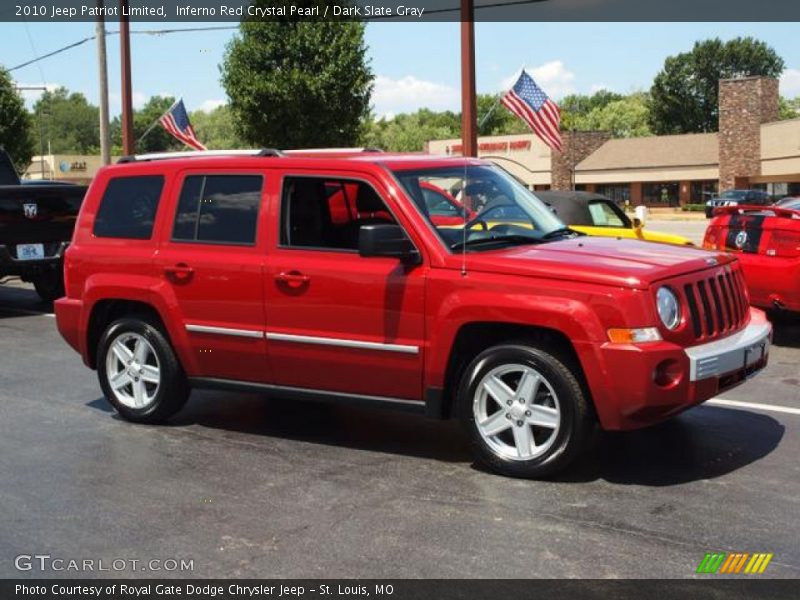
[97,317,189,423]
[32,268,65,301]
[458,343,594,478]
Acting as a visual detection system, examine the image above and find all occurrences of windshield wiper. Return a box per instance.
[541,227,579,240]
[450,234,542,251]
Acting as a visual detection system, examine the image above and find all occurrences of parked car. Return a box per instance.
[0,148,86,300]
[55,150,770,478]
[705,189,772,218]
[703,204,800,312]
[775,196,800,209]
[536,191,693,246]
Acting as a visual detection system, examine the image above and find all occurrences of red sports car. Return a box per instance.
[703,205,800,312]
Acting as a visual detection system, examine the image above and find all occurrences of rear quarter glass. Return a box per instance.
[93,175,165,239]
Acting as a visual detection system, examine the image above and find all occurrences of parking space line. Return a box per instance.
[708,398,800,416]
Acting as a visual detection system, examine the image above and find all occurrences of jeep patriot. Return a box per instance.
[55,149,771,477]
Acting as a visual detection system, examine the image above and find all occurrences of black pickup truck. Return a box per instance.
[0,149,86,301]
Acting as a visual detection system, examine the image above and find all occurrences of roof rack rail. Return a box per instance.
[117,148,284,163]
[283,147,384,154]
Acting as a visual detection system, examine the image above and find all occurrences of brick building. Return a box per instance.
[427,76,800,206]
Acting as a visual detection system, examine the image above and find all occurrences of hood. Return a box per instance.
[455,236,733,290]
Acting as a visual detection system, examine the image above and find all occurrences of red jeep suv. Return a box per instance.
[55,150,771,478]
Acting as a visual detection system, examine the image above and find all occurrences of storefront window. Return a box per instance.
[595,184,630,204]
[642,182,679,207]
[690,180,718,203]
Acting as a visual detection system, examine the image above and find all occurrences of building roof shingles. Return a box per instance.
[576,132,719,172]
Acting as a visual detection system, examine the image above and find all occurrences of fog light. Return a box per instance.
[654,359,682,388]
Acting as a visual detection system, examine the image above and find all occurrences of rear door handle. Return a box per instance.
[275,271,310,287]
[164,263,194,283]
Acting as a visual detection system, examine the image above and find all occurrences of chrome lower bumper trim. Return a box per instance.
[684,319,771,382]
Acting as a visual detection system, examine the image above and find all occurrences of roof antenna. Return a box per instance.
[461,160,468,277]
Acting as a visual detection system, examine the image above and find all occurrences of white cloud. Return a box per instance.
[780,68,800,99]
[13,82,60,107]
[500,60,576,99]
[196,99,226,113]
[372,75,459,116]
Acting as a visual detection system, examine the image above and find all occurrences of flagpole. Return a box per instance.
[135,97,180,149]
[479,65,526,133]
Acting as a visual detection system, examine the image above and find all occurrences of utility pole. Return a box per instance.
[96,0,111,165]
[460,0,478,158]
[119,0,135,155]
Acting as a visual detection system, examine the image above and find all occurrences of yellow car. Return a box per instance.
[536,191,693,246]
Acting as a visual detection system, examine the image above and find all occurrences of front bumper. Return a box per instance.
[585,308,771,430]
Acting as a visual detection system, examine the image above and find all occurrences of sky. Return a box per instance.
[4,22,800,119]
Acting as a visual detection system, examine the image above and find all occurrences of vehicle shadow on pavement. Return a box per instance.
[0,284,52,318]
[165,390,472,463]
[768,311,800,349]
[558,406,784,486]
[87,388,785,481]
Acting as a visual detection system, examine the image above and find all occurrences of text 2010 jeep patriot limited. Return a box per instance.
[55,150,771,478]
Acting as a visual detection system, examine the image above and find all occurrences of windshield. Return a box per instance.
[392,164,570,251]
[720,190,748,200]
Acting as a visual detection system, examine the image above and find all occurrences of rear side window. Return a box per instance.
[172,175,262,245]
[93,176,165,239]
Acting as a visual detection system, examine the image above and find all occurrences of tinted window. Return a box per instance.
[172,175,262,245]
[281,177,395,250]
[422,186,461,216]
[93,176,164,239]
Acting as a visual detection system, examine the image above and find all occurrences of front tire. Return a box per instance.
[97,317,189,423]
[458,343,594,478]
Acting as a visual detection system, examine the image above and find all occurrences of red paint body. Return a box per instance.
[56,154,769,430]
[703,205,800,313]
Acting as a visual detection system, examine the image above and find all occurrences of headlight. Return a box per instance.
[656,287,681,330]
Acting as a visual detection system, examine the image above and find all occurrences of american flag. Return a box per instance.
[501,70,562,152]
[159,99,207,151]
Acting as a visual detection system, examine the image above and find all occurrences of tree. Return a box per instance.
[221,5,372,149]
[33,87,99,154]
[477,93,529,136]
[574,92,652,138]
[0,66,35,171]
[560,89,624,130]
[190,105,245,150]
[362,110,459,152]
[779,96,800,120]
[649,37,785,134]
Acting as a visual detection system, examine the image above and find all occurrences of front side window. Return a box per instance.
[172,175,262,245]
[94,175,164,239]
[392,164,570,252]
[280,177,395,251]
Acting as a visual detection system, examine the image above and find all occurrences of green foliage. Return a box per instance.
[477,93,529,135]
[649,37,785,134]
[190,105,246,150]
[572,92,652,138]
[362,110,458,152]
[221,6,372,149]
[560,89,624,130]
[779,96,800,120]
[33,87,99,154]
[681,204,707,212]
[0,66,34,171]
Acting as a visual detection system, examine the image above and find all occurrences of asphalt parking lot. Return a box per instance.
[1,275,799,579]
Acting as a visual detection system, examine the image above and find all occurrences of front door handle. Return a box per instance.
[275,271,310,288]
[164,263,194,283]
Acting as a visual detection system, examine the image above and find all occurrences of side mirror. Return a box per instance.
[359,224,421,265]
